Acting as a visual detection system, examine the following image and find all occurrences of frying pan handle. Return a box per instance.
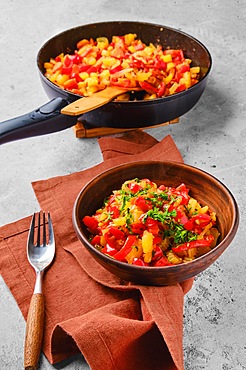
[0,97,78,145]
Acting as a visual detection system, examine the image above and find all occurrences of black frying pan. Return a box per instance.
[0,21,212,145]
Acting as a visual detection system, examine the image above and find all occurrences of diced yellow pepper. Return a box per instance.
[182,71,192,88]
[124,33,137,46]
[84,56,96,66]
[128,45,136,53]
[164,68,175,84]
[56,74,69,85]
[48,71,59,82]
[44,62,54,69]
[162,54,172,63]
[190,66,200,74]
[113,217,126,226]
[169,82,179,95]
[166,62,175,71]
[136,71,152,82]
[142,230,154,263]
[79,72,89,80]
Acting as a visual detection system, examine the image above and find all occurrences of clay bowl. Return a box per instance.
[72,161,239,286]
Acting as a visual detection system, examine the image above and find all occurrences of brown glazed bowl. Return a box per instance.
[72,161,239,286]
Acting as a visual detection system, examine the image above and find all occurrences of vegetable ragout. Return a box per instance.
[82,178,220,267]
[44,33,200,100]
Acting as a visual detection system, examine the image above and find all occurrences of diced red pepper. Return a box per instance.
[132,258,148,266]
[70,53,82,64]
[108,226,125,240]
[101,244,118,256]
[70,72,82,83]
[135,196,152,212]
[145,217,159,235]
[139,81,159,94]
[176,84,186,93]
[110,78,132,88]
[64,78,78,89]
[179,64,190,73]
[110,65,123,74]
[91,235,101,245]
[128,183,142,193]
[113,235,137,262]
[82,215,98,233]
[79,64,90,72]
[152,245,163,261]
[172,237,214,253]
[87,64,102,74]
[152,256,172,266]
[106,206,120,219]
[130,223,146,235]
[61,66,72,75]
[157,82,166,97]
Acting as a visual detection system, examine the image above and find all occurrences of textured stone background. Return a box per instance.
[0,1,245,369]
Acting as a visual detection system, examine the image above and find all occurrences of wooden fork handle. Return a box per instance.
[24,293,44,370]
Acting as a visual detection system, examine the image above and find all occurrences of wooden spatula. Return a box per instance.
[61,86,140,116]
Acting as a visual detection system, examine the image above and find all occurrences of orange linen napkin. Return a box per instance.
[0,131,193,370]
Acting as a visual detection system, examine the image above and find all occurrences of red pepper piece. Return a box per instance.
[152,245,163,261]
[70,72,82,83]
[152,256,172,267]
[61,66,72,75]
[70,53,82,64]
[135,196,152,212]
[63,55,72,67]
[109,65,123,74]
[157,82,166,97]
[108,226,125,240]
[106,206,120,219]
[139,81,159,94]
[179,64,190,73]
[87,64,102,74]
[91,235,101,245]
[79,64,90,72]
[145,217,159,235]
[128,182,142,193]
[82,215,98,233]
[132,258,148,266]
[172,237,214,253]
[110,78,132,88]
[175,84,186,93]
[130,223,146,235]
[101,244,118,256]
[113,235,137,262]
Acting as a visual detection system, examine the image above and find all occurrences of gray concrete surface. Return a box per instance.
[0,1,245,369]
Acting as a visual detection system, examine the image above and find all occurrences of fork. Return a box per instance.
[24,211,55,370]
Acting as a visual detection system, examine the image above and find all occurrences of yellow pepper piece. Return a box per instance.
[164,68,175,84]
[162,54,172,63]
[44,62,54,69]
[169,82,179,95]
[142,230,154,263]
[166,62,175,71]
[190,66,200,74]
[125,240,143,264]
[113,217,126,226]
[124,33,137,46]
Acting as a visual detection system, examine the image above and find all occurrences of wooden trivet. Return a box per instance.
[73,118,179,138]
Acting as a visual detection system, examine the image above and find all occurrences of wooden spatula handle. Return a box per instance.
[24,293,44,370]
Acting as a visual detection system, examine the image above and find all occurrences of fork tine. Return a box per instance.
[48,212,55,245]
[42,211,46,247]
[28,213,36,247]
[37,212,41,247]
